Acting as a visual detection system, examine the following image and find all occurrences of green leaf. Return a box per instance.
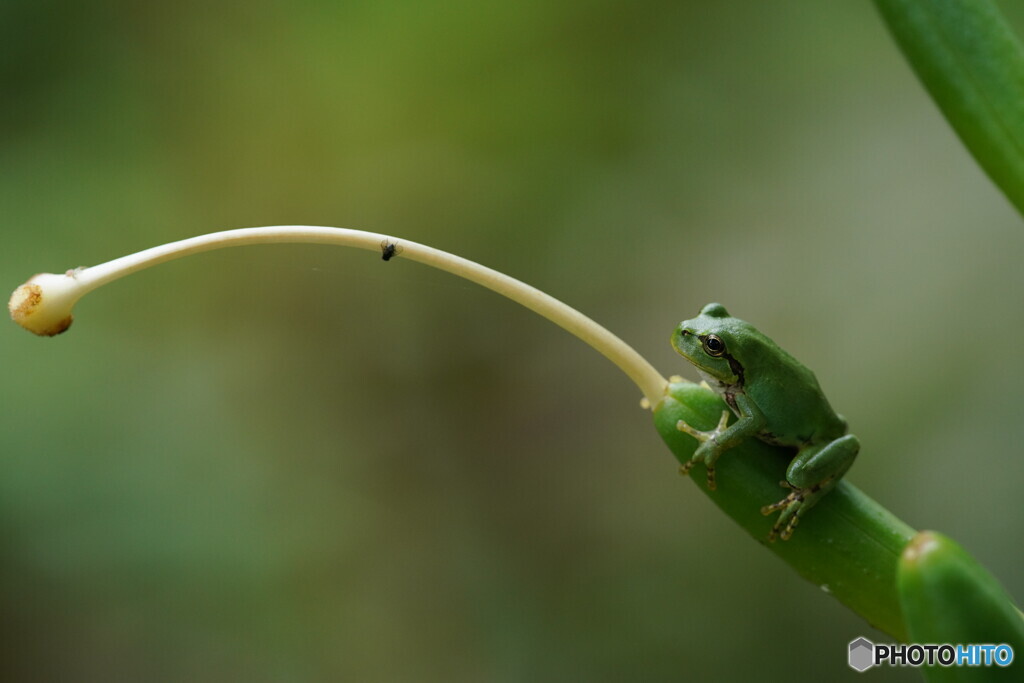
[898,531,1024,682]
[874,0,1024,217]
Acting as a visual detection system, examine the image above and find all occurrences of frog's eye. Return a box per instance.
[702,334,726,357]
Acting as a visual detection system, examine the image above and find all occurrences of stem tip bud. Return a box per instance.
[9,272,82,336]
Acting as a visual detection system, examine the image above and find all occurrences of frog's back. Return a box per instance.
[744,334,848,445]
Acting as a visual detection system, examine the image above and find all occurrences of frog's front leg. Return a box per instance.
[677,394,765,490]
[676,409,731,489]
[761,434,859,541]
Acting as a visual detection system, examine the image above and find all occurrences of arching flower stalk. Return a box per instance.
[8,225,669,406]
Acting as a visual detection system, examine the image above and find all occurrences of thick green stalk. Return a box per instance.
[874,0,1024,216]
[655,381,916,640]
[657,381,1024,644]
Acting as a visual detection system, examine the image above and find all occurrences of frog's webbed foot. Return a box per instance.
[676,410,731,490]
[760,478,834,542]
[761,434,858,541]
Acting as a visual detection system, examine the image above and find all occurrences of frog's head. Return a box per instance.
[671,303,748,386]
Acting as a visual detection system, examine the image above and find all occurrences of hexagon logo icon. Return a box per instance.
[849,637,875,672]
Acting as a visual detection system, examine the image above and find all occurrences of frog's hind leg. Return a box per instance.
[761,434,859,541]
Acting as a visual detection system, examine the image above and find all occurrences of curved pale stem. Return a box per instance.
[9,226,668,405]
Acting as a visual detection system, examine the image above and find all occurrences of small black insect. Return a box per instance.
[380,239,403,262]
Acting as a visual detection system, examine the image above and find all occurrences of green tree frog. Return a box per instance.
[670,303,859,541]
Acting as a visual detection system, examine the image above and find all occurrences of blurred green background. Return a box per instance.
[4,1,1024,681]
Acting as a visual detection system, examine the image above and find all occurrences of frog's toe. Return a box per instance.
[760,490,797,515]
[767,506,798,542]
[678,451,702,477]
[772,507,802,541]
[762,489,806,542]
[676,419,706,441]
[780,515,801,541]
[678,452,717,490]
